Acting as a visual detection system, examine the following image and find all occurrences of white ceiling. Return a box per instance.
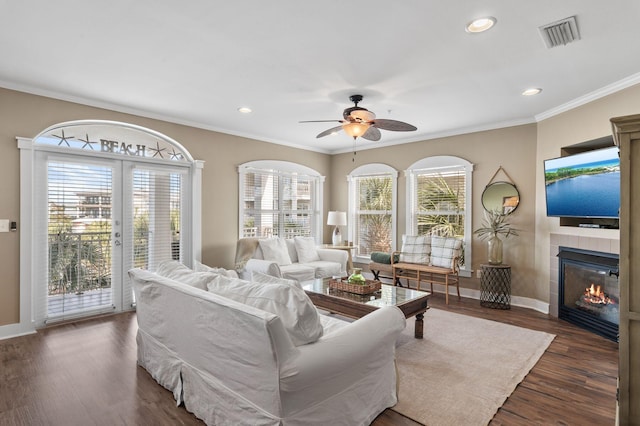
[2,1,640,154]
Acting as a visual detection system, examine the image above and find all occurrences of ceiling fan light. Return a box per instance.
[342,122,370,139]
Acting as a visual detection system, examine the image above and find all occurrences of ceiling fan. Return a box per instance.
[300,94,417,141]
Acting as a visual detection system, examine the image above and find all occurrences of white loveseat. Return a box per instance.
[235,236,348,281]
[129,262,405,425]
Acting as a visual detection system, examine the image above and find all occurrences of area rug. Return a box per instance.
[392,309,555,426]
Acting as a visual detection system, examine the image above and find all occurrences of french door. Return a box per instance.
[35,153,187,324]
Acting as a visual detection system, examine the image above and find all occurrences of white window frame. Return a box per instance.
[15,120,203,334]
[238,160,324,243]
[406,156,473,277]
[347,163,398,263]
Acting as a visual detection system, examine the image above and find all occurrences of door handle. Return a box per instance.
[114,240,121,246]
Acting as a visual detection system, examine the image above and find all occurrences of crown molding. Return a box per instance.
[535,72,640,122]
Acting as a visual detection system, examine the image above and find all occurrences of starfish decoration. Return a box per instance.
[148,141,166,158]
[52,129,74,146]
[78,133,98,150]
[169,148,183,161]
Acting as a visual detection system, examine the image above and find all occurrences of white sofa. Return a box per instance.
[236,236,348,281]
[129,263,406,426]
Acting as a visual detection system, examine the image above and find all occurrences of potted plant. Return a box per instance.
[474,209,519,265]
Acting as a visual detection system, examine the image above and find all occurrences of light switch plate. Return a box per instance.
[0,219,9,232]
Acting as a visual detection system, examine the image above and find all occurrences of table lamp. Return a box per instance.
[327,211,347,246]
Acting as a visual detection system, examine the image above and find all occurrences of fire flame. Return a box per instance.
[584,283,616,305]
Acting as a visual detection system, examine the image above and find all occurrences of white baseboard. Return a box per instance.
[0,322,36,341]
[369,274,551,315]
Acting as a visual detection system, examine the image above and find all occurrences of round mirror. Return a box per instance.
[481,181,520,214]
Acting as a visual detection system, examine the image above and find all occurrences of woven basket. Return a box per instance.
[328,278,382,295]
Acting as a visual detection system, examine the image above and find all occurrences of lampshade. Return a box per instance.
[342,122,370,139]
[327,211,347,226]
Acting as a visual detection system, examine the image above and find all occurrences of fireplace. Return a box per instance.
[558,247,619,342]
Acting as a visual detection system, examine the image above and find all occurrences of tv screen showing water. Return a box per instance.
[544,146,620,218]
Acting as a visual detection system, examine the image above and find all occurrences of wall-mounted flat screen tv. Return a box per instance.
[544,146,620,218]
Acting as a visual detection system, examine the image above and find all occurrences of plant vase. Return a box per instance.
[487,234,503,265]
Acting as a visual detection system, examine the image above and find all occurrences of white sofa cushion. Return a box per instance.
[207,275,323,346]
[306,260,343,279]
[285,238,299,263]
[155,260,217,291]
[194,260,239,278]
[399,235,430,264]
[294,236,320,263]
[430,235,463,268]
[259,237,293,266]
[279,263,316,282]
[251,270,302,289]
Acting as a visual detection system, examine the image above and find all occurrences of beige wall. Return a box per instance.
[330,124,538,298]
[0,87,331,326]
[534,83,640,303]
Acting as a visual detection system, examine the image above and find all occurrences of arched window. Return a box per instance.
[347,163,398,262]
[238,160,324,241]
[406,156,473,276]
[18,120,202,328]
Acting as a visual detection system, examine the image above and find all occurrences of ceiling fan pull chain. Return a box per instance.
[352,139,356,162]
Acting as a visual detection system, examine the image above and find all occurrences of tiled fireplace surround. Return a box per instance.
[549,233,620,317]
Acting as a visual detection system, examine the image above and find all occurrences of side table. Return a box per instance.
[480,263,511,309]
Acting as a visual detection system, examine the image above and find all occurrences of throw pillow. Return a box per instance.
[399,235,430,264]
[251,271,302,289]
[258,237,293,266]
[294,236,321,263]
[195,260,240,279]
[430,236,463,269]
[155,260,217,291]
[207,275,323,346]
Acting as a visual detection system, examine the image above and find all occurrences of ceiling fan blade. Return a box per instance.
[316,125,343,138]
[299,120,343,123]
[361,126,381,141]
[372,119,417,132]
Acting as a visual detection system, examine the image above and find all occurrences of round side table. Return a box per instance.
[480,263,511,309]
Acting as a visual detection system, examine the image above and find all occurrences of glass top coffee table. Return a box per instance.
[301,278,430,339]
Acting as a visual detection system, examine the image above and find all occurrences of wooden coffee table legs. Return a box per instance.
[415,311,426,339]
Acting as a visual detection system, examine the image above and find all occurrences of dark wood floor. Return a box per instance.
[0,294,617,426]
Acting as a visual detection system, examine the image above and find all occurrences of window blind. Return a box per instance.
[241,169,315,238]
[354,175,393,256]
[129,167,183,272]
[414,167,466,237]
[45,160,115,320]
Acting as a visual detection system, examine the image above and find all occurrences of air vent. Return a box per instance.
[539,16,580,48]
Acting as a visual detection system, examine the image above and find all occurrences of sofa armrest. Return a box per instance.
[316,248,348,271]
[279,306,405,390]
[242,258,283,278]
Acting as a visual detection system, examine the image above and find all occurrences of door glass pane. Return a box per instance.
[47,162,113,317]
[132,168,182,271]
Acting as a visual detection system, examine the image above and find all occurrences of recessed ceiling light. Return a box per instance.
[237,107,252,114]
[522,88,542,96]
[465,16,496,33]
